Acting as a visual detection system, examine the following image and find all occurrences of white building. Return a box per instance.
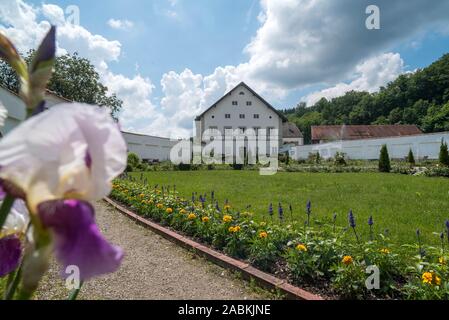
[122,131,178,162]
[290,131,449,160]
[194,82,303,151]
[0,86,175,161]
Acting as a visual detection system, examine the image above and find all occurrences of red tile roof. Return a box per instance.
[311,125,422,142]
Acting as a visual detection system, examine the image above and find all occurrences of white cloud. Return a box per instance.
[2,0,449,139]
[304,53,405,105]
[107,18,134,30]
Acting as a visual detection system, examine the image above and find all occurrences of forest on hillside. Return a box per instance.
[282,54,449,144]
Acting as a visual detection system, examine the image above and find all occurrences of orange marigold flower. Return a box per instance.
[422,272,433,284]
[342,256,353,265]
[259,231,268,239]
[166,208,173,214]
[223,215,233,223]
[296,244,307,252]
[202,216,210,223]
[188,213,196,220]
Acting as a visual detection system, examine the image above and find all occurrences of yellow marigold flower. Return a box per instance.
[228,226,235,233]
[234,226,241,232]
[296,244,307,252]
[380,248,390,254]
[139,193,145,198]
[228,226,240,233]
[422,272,433,284]
[259,231,268,239]
[439,257,446,265]
[342,256,353,265]
[180,209,187,214]
[141,200,146,204]
[156,203,164,209]
[223,215,233,223]
[202,216,210,223]
[434,275,442,286]
[166,208,173,214]
[224,204,231,210]
[188,213,196,220]
[124,189,129,193]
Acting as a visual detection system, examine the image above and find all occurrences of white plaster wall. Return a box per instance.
[122,132,178,161]
[290,132,449,160]
[0,87,26,136]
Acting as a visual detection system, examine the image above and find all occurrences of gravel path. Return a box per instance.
[36,201,268,300]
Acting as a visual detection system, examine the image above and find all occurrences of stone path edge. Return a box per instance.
[103,197,324,301]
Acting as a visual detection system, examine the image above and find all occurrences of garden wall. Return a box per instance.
[290,131,449,160]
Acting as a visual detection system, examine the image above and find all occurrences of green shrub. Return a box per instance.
[439,140,449,166]
[334,152,347,166]
[178,163,191,171]
[407,149,416,166]
[126,152,141,172]
[379,145,391,173]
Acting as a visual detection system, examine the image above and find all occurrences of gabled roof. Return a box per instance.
[195,82,288,122]
[311,125,422,141]
[283,122,303,138]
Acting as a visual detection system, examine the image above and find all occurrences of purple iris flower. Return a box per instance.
[38,199,123,280]
[0,236,22,277]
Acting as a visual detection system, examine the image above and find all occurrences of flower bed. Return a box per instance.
[110,178,449,300]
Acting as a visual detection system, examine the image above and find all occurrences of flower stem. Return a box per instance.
[0,194,15,230]
[3,264,22,300]
[68,281,84,300]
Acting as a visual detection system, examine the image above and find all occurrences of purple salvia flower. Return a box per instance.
[368,216,373,226]
[268,203,273,217]
[278,203,284,223]
[348,210,356,228]
[306,200,311,214]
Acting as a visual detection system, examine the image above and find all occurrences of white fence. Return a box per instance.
[290,131,449,160]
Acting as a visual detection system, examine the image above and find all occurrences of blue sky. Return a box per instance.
[1,0,449,137]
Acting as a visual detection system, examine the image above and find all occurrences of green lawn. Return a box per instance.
[132,171,449,244]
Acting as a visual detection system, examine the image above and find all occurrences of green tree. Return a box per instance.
[0,51,123,118]
[379,145,391,173]
[407,148,415,166]
[439,140,449,166]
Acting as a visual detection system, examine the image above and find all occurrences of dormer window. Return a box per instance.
[232,101,238,106]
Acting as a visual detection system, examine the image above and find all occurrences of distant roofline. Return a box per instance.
[195,81,288,122]
[0,84,72,102]
[311,124,423,141]
[307,130,448,145]
[121,130,176,140]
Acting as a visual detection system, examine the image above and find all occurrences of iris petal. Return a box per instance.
[0,236,21,277]
[38,199,123,280]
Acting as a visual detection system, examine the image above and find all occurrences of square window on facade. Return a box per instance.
[225,114,231,119]
[232,101,238,106]
[239,114,245,119]
[246,101,252,106]
[254,114,259,119]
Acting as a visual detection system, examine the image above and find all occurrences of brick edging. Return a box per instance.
[103,197,324,301]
